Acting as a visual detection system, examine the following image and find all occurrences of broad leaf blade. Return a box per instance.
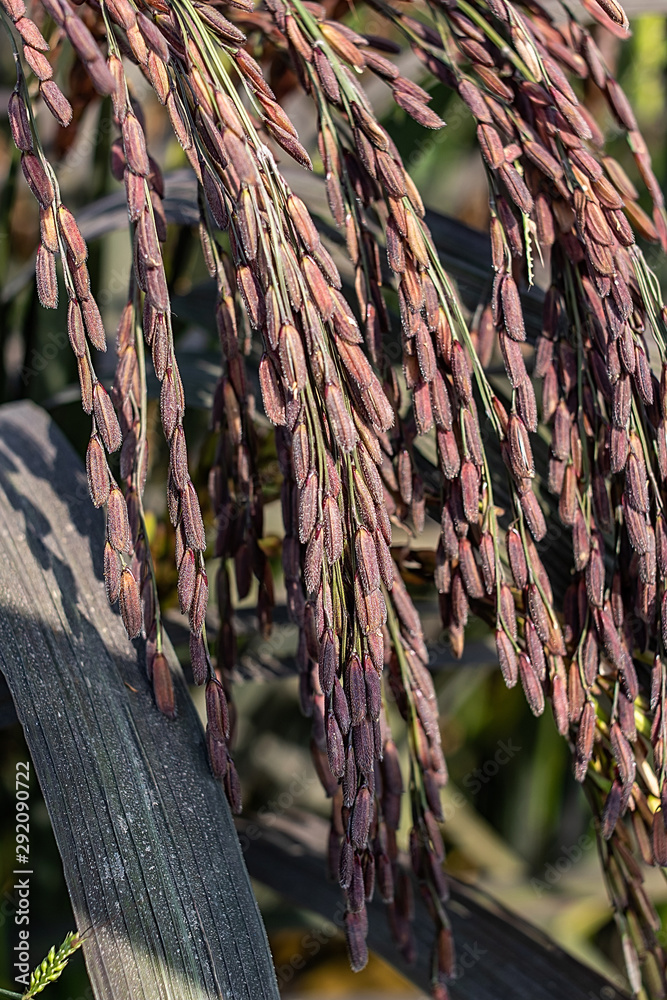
[0,401,279,1000]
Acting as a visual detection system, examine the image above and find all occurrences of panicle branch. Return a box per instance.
[7,0,667,990]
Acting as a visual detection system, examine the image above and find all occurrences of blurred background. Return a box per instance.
[1,4,667,998]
